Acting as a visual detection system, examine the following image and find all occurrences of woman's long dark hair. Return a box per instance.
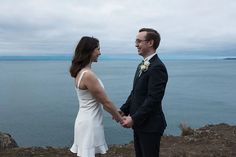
[70,36,99,78]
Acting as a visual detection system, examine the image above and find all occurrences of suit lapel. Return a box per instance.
[133,63,141,88]
[132,54,158,88]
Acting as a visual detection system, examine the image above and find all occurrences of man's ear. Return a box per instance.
[148,40,154,48]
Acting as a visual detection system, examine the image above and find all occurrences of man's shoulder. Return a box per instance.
[149,60,168,76]
[150,59,166,69]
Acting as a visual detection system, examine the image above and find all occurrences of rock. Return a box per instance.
[0,132,18,150]
[1,123,236,156]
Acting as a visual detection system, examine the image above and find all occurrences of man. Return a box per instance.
[120,28,168,157]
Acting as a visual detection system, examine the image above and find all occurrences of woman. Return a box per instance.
[69,36,123,157]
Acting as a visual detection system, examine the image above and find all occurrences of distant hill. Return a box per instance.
[223,57,236,60]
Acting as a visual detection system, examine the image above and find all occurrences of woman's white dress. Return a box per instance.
[70,70,108,157]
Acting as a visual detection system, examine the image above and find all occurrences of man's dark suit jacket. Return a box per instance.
[120,54,168,135]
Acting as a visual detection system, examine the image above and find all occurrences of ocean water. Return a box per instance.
[0,59,236,147]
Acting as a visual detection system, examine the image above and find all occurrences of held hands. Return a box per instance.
[113,110,133,128]
[112,110,124,124]
[121,115,133,128]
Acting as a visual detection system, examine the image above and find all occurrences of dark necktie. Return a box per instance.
[134,60,144,81]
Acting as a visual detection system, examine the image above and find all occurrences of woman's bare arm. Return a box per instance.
[81,71,123,123]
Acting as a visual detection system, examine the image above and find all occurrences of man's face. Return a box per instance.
[135,31,150,56]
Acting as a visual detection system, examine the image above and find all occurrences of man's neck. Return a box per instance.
[143,51,156,61]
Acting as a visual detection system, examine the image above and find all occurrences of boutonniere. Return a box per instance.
[139,60,150,77]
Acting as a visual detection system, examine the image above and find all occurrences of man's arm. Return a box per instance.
[131,65,168,126]
[120,90,133,116]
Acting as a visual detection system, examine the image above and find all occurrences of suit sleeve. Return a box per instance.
[120,65,139,116]
[131,65,168,126]
[120,90,133,116]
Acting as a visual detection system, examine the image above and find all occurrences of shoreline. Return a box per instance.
[1,123,236,157]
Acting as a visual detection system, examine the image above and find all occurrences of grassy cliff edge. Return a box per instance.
[1,123,236,157]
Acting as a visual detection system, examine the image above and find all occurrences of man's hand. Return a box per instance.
[122,116,133,128]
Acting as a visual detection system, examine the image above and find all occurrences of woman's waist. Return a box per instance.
[78,107,103,115]
[76,112,104,123]
[78,102,102,110]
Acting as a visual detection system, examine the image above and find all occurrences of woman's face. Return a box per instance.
[91,46,101,62]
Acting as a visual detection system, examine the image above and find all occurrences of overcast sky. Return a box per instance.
[0,0,236,56]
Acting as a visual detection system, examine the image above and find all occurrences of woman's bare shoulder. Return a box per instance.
[79,69,98,82]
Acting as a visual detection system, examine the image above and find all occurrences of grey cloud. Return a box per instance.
[0,0,236,55]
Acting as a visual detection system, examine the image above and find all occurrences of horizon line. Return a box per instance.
[0,54,236,61]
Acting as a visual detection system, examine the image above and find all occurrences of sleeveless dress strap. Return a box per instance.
[77,70,88,88]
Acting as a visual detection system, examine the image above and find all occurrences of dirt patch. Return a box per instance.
[1,123,236,157]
